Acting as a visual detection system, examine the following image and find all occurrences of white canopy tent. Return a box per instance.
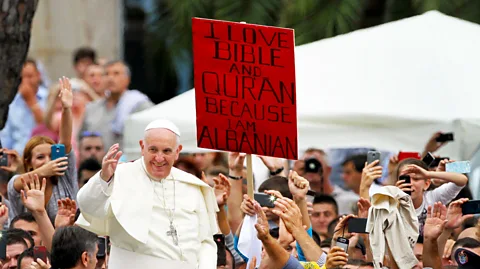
[123,11,480,163]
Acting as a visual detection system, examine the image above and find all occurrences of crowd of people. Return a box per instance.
[0,46,476,269]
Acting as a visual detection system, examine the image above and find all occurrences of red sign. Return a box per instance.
[192,18,297,160]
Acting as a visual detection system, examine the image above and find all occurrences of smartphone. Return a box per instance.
[462,200,480,215]
[335,237,349,252]
[97,236,107,258]
[436,133,454,142]
[399,175,411,195]
[254,193,276,208]
[347,218,368,234]
[306,190,316,203]
[51,144,66,161]
[34,246,48,263]
[367,151,381,165]
[446,161,471,174]
[0,231,6,260]
[214,234,227,266]
[422,152,435,167]
[0,153,8,167]
[398,152,421,162]
[431,157,449,167]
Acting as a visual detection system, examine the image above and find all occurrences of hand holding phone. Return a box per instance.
[436,133,454,143]
[335,237,349,253]
[367,151,381,165]
[34,246,48,263]
[97,237,107,259]
[397,175,412,195]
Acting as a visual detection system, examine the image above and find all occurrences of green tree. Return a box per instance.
[146,0,480,96]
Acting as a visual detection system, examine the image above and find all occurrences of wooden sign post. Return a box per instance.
[192,18,297,198]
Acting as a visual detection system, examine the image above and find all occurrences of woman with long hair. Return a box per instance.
[8,77,79,222]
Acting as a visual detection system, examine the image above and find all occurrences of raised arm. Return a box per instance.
[423,202,446,269]
[214,174,231,235]
[288,170,311,228]
[58,77,73,153]
[403,164,468,187]
[226,152,246,233]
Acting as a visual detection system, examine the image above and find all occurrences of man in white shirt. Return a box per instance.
[76,119,218,269]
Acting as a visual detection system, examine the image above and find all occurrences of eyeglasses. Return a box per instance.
[80,131,102,138]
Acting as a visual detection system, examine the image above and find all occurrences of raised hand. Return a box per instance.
[240,194,256,216]
[259,155,285,175]
[214,174,231,206]
[37,157,68,178]
[55,198,77,228]
[20,174,46,213]
[387,154,399,175]
[395,178,413,194]
[254,201,270,241]
[445,198,473,230]
[58,76,73,109]
[325,246,348,269]
[0,149,21,173]
[288,170,309,200]
[361,160,383,187]
[272,197,303,235]
[333,214,355,240]
[424,202,447,240]
[100,144,122,181]
[402,164,431,180]
[30,258,51,269]
[228,152,246,173]
[357,198,371,218]
[424,132,448,154]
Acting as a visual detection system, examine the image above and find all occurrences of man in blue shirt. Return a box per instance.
[1,59,48,155]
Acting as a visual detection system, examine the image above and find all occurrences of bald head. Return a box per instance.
[458,227,480,241]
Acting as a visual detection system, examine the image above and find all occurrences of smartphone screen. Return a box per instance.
[335,237,349,252]
[97,237,107,258]
[367,151,380,165]
[254,193,276,208]
[0,154,8,167]
[347,218,368,234]
[34,246,48,263]
[462,200,480,215]
[214,234,227,266]
[51,144,66,161]
[446,161,471,174]
[399,175,411,195]
[398,152,421,162]
[422,152,435,167]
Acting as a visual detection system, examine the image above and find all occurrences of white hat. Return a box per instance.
[144,119,181,136]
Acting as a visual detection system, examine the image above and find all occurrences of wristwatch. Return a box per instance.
[269,167,284,176]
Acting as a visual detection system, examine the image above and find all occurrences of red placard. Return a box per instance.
[192,18,298,159]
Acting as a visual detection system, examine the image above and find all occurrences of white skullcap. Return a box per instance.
[144,119,181,136]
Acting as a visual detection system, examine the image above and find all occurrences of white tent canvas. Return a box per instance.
[123,11,480,161]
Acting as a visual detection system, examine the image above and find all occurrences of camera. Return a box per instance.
[304,158,322,173]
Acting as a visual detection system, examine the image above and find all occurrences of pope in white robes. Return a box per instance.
[75,119,218,269]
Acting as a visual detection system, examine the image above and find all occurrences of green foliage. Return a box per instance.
[146,0,480,95]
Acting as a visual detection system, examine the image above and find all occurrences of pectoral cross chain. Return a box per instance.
[167,223,179,246]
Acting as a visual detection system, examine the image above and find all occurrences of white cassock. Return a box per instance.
[75,158,219,269]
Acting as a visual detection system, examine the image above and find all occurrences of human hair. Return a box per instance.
[78,158,102,181]
[105,60,131,78]
[312,194,339,215]
[73,47,96,65]
[10,212,37,229]
[17,247,34,268]
[342,154,367,173]
[258,176,293,199]
[22,136,56,172]
[24,58,38,70]
[51,226,98,269]
[6,228,32,249]
[453,237,480,250]
[393,158,429,182]
[174,157,202,179]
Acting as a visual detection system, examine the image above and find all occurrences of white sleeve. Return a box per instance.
[426,182,464,206]
[77,171,114,219]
